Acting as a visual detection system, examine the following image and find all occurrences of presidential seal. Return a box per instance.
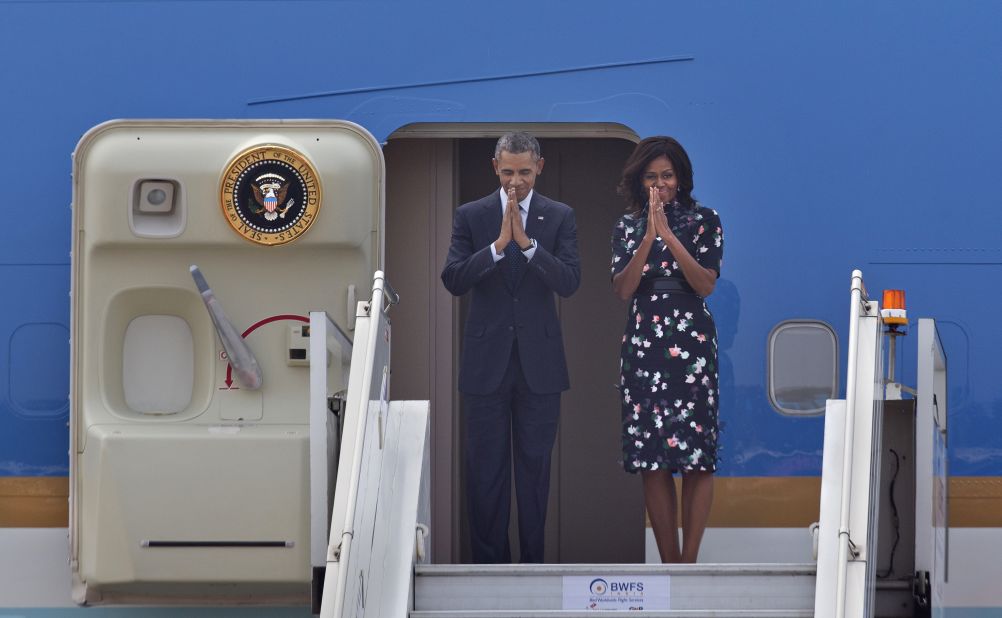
[219,144,322,246]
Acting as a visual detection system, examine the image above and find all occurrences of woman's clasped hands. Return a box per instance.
[644,185,672,243]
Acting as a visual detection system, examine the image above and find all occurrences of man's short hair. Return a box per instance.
[495,132,541,161]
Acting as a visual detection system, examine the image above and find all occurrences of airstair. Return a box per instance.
[320,269,949,618]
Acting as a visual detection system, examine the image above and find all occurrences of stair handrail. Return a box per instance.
[320,270,394,618]
[309,310,353,572]
[834,269,870,617]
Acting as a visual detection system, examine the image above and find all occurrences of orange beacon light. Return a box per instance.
[881,289,908,326]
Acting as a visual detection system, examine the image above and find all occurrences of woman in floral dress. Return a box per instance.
[610,136,724,563]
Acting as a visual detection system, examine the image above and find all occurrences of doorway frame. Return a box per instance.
[384,122,640,563]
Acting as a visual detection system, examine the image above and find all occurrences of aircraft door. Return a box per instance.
[69,120,382,604]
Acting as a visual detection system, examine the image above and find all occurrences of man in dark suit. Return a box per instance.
[441,132,581,563]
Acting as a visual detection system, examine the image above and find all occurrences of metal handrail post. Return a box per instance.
[835,269,867,617]
[310,311,354,570]
[322,270,392,617]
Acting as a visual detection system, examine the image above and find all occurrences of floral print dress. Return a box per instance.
[610,202,724,473]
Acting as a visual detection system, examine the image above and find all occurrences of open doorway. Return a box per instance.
[384,124,643,564]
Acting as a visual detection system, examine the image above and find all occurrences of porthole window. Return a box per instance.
[123,315,194,415]
[10,323,70,419]
[768,320,839,415]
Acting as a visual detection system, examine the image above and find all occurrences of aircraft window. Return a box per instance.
[123,315,194,414]
[767,320,838,416]
[9,323,70,418]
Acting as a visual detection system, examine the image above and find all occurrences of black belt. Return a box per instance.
[636,277,696,296]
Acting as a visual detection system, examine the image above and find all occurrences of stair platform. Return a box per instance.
[413,563,816,616]
[412,611,813,617]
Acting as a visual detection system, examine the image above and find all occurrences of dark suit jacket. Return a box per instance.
[441,191,581,395]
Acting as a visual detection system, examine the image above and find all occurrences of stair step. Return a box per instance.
[414,563,816,613]
[411,611,813,618]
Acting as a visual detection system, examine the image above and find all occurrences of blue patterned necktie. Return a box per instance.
[503,240,526,289]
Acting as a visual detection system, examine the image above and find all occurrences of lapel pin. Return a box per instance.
[538,216,544,220]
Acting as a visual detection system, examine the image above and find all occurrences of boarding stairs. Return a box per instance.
[411,563,817,617]
[319,270,947,618]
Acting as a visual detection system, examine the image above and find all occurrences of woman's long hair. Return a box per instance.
[617,136,696,213]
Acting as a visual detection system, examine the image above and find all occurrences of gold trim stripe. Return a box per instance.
[644,476,1002,528]
[3,476,1001,528]
[0,477,69,527]
[710,477,820,527]
[949,477,1002,527]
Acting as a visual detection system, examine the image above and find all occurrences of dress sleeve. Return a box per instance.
[610,215,634,277]
[695,209,724,277]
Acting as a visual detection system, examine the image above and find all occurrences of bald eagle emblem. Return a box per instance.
[250,173,295,221]
[220,144,322,246]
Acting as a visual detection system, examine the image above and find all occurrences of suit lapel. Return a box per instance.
[485,193,503,239]
[524,193,548,240]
